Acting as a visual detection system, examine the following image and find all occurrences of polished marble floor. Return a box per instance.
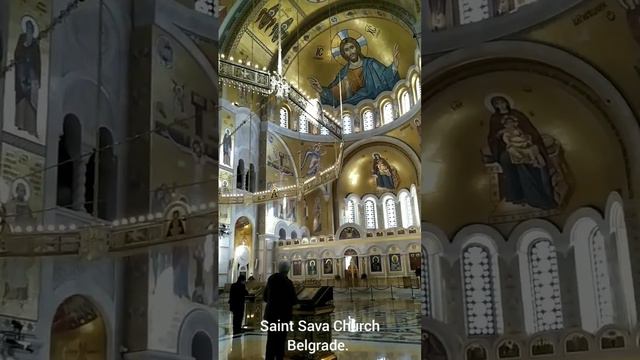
[219,289,421,359]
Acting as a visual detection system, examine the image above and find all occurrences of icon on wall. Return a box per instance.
[14,15,41,138]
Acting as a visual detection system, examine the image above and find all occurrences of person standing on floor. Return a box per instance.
[264,261,298,360]
[229,274,248,335]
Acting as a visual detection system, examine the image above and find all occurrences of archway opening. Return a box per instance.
[57,115,81,209]
[50,295,107,360]
[423,331,448,360]
[233,216,252,280]
[191,331,213,360]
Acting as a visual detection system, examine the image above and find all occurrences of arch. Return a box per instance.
[424,41,638,197]
[344,136,421,177]
[398,188,416,228]
[400,88,411,115]
[459,232,504,336]
[423,228,447,321]
[516,228,563,334]
[41,278,116,360]
[570,215,614,333]
[50,295,107,359]
[362,108,375,131]
[344,193,361,225]
[412,74,420,102]
[606,192,637,329]
[381,100,394,125]
[191,331,213,360]
[279,106,289,128]
[298,112,308,134]
[342,113,353,135]
[278,228,286,240]
[57,114,82,209]
[423,318,461,360]
[562,331,594,354]
[177,309,217,356]
[381,194,398,229]
[362,195,378,229]
[236,159,245,189]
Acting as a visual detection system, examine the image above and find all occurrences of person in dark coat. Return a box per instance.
[264,261,298,360]
[229,274,248,335]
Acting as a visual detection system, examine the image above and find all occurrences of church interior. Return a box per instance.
[217,0,422,359]
[423,0,640,359]
[0,0,218,359]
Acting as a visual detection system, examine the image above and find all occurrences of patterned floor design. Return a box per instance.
[218,288,422,359]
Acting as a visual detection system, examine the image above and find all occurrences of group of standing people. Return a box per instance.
[228,261,298,360]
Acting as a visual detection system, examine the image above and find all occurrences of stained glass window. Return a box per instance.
[528,240,563,332]
[299,113,308,133]
[384,198,397,228]
[342,114,352,135]
[365,199,377,229]
[463,245,498,336]
[280,107,289,128]
[363,110,375,131]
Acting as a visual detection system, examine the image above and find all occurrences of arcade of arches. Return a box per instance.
[218,0,422,358]
[423,0,640,359]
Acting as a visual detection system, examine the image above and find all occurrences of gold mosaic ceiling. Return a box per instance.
[220,0,419,70]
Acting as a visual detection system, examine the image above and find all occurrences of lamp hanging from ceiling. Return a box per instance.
[270,0,290,99]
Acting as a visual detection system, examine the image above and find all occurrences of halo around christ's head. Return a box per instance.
[331,29,368,65]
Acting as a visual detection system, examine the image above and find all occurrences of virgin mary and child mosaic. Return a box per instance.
[483,94,572,218]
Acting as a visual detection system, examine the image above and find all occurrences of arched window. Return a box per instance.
[572,218,614,333]
[191,331,213,360]
[362,110,374,131]
[364,199,377,229]
[342,114,352,135]
[279,107,289,128]
[57,115,81,209]
[384,197,397,228]
[383,102,394,124]
[399,192,414,228]
[345,199,356,224]
[590,228,614,325]
[458,0,490,25]
[236,159,245,189]
[527,239,563,333]
[609,201,638,329]
[462,243,501,336]
[400,91,411,115]
[413,77,420,101]
[278,228,286,240]
[299,113,308,134]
